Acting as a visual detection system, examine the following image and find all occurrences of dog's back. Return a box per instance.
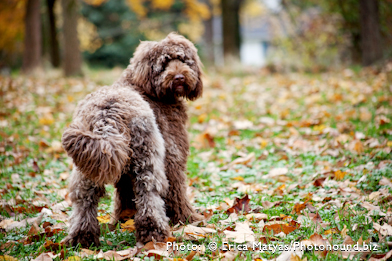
[62,85,166,189]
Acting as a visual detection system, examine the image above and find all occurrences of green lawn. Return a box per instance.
[0,66,391,260]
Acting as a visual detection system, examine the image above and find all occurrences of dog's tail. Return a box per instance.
[62,119,131,185]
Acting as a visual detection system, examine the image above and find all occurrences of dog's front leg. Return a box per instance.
[62,169,105,247]
[133,174,170,243]
[129,117,170,243]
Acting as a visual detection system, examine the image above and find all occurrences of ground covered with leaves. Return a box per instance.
[1,65,392,261]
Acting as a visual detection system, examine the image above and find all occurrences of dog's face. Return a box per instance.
[128,33,203,101]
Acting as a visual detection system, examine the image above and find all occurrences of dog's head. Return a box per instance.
[128,33,203,101]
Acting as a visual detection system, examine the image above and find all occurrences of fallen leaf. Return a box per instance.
[263,220,300,235]
[226,194,251,214]
[224,221,255,243]
[121,219,135,232]
[334,170,347,180]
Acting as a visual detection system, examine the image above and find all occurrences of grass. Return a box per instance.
[0,65,392,260]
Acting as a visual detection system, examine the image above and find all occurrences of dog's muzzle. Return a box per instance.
[172,74,186,95]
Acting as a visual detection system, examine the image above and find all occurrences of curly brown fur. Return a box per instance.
[62,33,203,246]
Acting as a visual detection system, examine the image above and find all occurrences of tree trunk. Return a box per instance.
[360,0,382,66]
[62,0,82,76]
[221,0,242,61]
[47,0,60,67]
[202,0,214,65]
[22,0,42,73]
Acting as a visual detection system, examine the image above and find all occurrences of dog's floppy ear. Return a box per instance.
[187,41,204,101]
[129,41,157,97]
[187,57,203,101]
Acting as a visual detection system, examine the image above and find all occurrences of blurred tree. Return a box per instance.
[47,0,60,67]
[360,0,382,65]
[22,0,42,73]
[221,0,243,60]
[81,0,210,67]
[0,0,26,69]
[283,0,391,65]
[81,0,143,67]
[201,0,214,64]
[62,0,82,76]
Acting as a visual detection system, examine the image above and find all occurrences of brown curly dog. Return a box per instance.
[61,33,203,247]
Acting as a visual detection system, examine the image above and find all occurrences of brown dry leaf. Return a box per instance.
[363,202,386,216]
[245,213,268,222]
[379,177,392,189]
[341,224,348,238]
[0,241,17,251]
[263,220,300,235]
[173,224,216,240]
[99,248,137,261]
[301,233,329,257]
[27,222,40,236]
[194,132,215,149]
[373,223,392,237]
[220,213,239,225]
[343,235,356,246]
[24,228,64,245]
[39,240,62,252]
[220,251,238,261]
[313,177,326,187]
[368,249,392,261]
[223,221,255,243]
[201,209,214,221]
[292,200,309,214]
[185,250,197,260]
[121,219,135,232]
[226,194,251,214]
[31,252,58,261]
[224,152,255,170]
[119,209,137,220]
[263,167,289,179]
[143,241,171,258]
[262,201,281,209]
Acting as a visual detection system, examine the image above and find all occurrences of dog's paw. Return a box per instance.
[188,212,204,223]
[62,229,100,248]
[135,216,170,243]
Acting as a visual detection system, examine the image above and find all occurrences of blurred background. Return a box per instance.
[1,0,392,75]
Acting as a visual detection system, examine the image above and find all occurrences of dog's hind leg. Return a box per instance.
[110,174,137,225]
[62,168,105,247]
[128,117,170,243]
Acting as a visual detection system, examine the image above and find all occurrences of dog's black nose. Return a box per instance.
[174,74,185,82]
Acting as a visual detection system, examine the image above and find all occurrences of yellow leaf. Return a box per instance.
[97,214,110,223]
[67,257,81,261]
[324,229,337,235]
[83,0,107,6]
[198,113,207,123]
[126,0,146,17]
[353,140,364,153]
[313,125,326,131]
[121,219,135,232]
[151,0,174,10]
[387,141,392,147]
[0,256,18,261]
[334,170,346,180]
[341,224,348,238]
[232,176,244,181]
[39,115,54,125]
[260,139,268,149]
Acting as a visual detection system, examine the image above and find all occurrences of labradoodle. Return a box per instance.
[61,33,204,247]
